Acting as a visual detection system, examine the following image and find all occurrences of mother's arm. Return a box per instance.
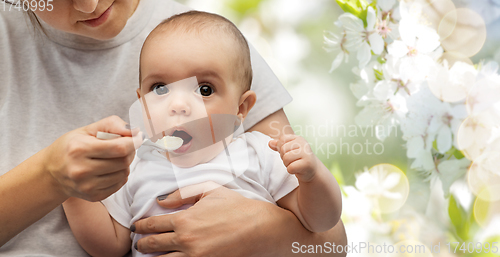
[0,116,136,246]
[0,150,69,246]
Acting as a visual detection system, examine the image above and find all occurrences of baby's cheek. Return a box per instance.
[147,110,170,137]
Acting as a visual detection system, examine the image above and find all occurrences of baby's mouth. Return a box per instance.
[171,130,193,146]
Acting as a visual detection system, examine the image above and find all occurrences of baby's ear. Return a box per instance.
[238,90,256,121]
[136,88,141,99]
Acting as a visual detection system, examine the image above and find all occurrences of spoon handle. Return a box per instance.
[96,131,121,140]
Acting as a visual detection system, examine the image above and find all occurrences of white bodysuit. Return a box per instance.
[102,131,299,256]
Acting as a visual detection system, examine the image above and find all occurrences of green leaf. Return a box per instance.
[374,69,384,80]
[358,1,378,27]
[377,56,387,64]
[465,204,480,242]
[336,0,368,18]
[448,195,469,241]
[445,146,466,160]
[226,0,262,15]
[453,149,465,159]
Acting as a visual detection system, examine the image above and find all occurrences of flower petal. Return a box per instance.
[399,18,416,47]
[382,172,401,190]
[355,171,373,191]
[378,0,396,12]
[415,26,440,53]
[329,51,345,72]
[350,80,370,100]
[382,191,402,199]
[373,80,396,101]
[355,104,384,127]
[357,42,372,68]
[366,6,377,31]
[437,159,471,197]
[339,13,364,32]
[421,151,436,171]
[388,40,409,59]
[369,33,384,55]
[437,126,453,153]
[407,136,424,158]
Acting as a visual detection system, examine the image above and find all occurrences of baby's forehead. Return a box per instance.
[143,28,240,67]
[147,25,233,46]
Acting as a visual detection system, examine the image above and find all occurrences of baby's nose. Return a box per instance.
[168,100,191,116]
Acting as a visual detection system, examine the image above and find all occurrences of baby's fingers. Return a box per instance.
[280,140,301,155]
[268,139,279,151]
[282,150,303,167]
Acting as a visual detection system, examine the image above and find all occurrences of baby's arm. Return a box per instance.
[62,197,131,257]
[269,135,342,233]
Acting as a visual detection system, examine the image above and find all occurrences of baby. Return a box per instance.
[63,11,342,257]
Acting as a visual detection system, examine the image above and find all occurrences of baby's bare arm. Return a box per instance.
[271,135,342,232]
[62,198,131,257]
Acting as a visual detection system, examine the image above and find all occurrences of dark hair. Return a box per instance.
[140,10,253,91]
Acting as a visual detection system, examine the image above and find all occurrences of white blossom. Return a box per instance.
[386,2,441,83]
[376,0,400,42]
[355,167,402,200]
[355,94,408,141]
[427,61,477,103]
[427,103,468,153]
[324,30,349,72]
[350,61,380,100]
[340,6,384,68]
[372,56,421,101]
[436,159,471,196]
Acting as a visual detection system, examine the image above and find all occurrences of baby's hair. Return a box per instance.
[139,10,253,92]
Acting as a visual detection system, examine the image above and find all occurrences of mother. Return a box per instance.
[0,0,347,255]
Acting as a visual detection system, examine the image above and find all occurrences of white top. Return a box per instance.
[102,131,299,256]
[0,0,292,255]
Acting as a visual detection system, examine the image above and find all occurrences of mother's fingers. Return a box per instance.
[156,181,222,208]
[85,178,128,202]
[156,188,201,209]
[86,136,138,159]
[87,154,134,176]
[85,115,132,137]
[136,232,180,254]
[133,213,176,234]
[95,169,129,189]
[160,252,188,257]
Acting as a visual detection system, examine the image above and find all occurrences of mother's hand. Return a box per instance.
[43,115,140,201]
[132,183,347,257]
[132,183,270,257]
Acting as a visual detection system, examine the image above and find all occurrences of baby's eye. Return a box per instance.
[153,84,169,95]
[196,84,214,96]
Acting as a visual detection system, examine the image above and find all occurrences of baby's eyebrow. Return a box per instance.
[141,74,164,85]
[194,69,222,81]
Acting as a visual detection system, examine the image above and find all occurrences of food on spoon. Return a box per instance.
[155,136,183,151]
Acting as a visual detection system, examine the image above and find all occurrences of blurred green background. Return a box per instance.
[173,0,500,255]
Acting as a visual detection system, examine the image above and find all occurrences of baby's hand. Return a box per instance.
[269,135,318,182]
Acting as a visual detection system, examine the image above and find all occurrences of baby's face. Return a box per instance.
[138,31,244,167]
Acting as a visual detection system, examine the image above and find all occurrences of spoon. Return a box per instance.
[96,131,183,152]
